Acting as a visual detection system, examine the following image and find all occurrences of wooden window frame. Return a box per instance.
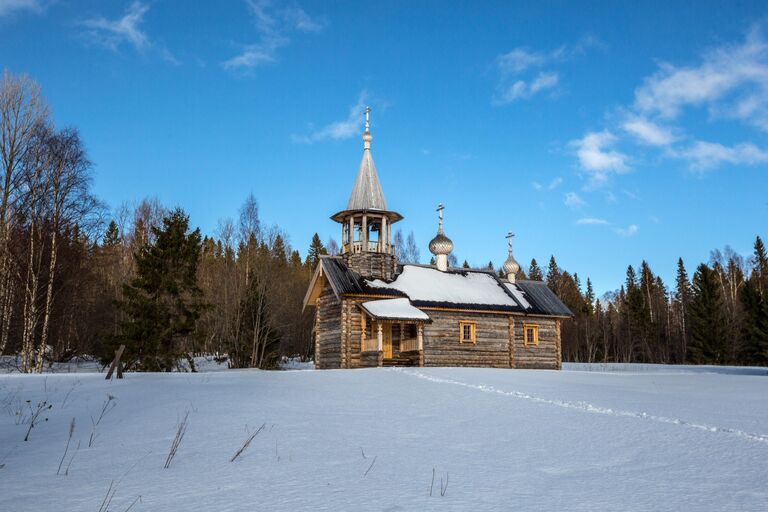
[459,321,477,344]
[523,323,539,347]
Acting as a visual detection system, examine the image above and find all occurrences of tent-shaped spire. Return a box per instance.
[347,107,387,211]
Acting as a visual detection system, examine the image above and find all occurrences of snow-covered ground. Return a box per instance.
[1,365,766,511]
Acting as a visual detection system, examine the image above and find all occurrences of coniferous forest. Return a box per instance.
[1,71,766,372]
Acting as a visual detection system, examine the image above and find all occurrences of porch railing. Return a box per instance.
[400,337,420,353]
[362,337,379,352]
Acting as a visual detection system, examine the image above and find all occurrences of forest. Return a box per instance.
[1,70,766,372]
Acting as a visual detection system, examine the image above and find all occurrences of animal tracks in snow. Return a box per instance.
[394,368,768,445]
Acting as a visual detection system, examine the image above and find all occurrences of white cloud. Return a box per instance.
[548,177,563,189]
[671,140,768,171]
[577,217,609,225]
[494,36,598,105]
[564,191,586,208]
[292,92,367,144]
[622,116,676,146]
[531,181,543,191]
[634,27,768,130]
[615,224,639,237]
[0,0,41,17]
[570,131,630,186]
[224,0,324,71]
[498,72,559,103]
[82,2,150,52]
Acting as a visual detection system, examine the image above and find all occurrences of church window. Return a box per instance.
[459,321,476,344]
[524,324,539,346]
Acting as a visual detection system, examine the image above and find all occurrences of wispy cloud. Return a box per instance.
[576,217,609,225]
[634,27,768,130]
[493,35,599,105]
[615,224,639,237]
[224,0,325,71]
[570,131,630,186]
[622,116,677,146]
[292,91,367,144]
[0,0,42,18]
[670,140,768,171]
[571,26,768,180]
[82,2,150,52]
[564,191,586,208]
[532,176,563,191]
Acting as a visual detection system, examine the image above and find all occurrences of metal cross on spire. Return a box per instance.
[437,203,445,233]
[506,231,515,253]
[364,106,371,132]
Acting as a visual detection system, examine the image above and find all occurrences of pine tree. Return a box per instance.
[753,236,768,297]
[306,233,326,270]
[546,256,560,294]
[528,258,543,281]
[114,208,204,372]
[740,278,768,365]
[584,278,595,315]
[688,264,728,364]
[103,220,120,247]
[487,261,494,271]
[271,234,287,265]
[462,260,470,269]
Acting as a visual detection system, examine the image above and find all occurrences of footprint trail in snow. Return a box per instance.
[394,368,768,445]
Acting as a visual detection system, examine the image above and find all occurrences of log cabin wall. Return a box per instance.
[315,284,342,369]
[342,252,397,280]
[512,316,560,369]
[421,310,511,368]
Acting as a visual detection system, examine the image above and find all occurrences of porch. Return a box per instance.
[358,298,430,367]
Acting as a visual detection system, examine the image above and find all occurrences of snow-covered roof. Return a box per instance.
[504,282,532,310]
[368,265,523,311]
[360,298,430,321]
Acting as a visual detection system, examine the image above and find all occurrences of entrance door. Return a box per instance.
[382,323,393,359]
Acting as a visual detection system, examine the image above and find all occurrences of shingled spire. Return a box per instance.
[330,107,403,280]
[347,106,388,211]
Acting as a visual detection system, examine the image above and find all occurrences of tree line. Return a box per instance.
[2,70,765,371]
[498,239,767,366]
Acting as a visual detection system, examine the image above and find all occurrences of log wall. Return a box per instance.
[422,310,511,368]
[511,316,560,370]
[315,284,342,369]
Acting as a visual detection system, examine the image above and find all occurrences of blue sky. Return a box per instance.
[2,0,767,296]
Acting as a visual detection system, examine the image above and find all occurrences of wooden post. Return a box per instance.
[508,316,516,369]
[377,322,383,351]
[349,217,355,252]
[105,344,125,380]
[417,324,424,367]
[381,216,387,253]
[362,215,368,251]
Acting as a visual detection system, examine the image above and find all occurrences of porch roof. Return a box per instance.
[360,298,431,322]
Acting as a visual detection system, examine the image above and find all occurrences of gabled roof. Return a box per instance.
[347,147,387,211]
[514,280,573,317]
[360,298,431,322]
[304,258,573,318]
[368,265,525,312]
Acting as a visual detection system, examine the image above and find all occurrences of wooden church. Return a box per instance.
[303,109,572,369]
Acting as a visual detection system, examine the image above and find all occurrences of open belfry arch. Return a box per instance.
[303,108,572,369]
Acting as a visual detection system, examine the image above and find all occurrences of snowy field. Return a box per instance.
[1,365,766,511]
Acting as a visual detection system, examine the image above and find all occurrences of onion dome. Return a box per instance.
[429,203,453,256]
[504,232,520,282]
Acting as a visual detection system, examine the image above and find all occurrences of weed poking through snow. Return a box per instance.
[56,418,75,475]
[230,423,265,462]
[89,395,116,447]
[23,401,52,441]
[164,411,189,469]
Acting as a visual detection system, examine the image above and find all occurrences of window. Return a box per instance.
[459,321,476,344]
[524,324,539,346]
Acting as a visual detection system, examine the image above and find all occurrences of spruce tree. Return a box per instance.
[740,278,768,365]
[462,260,470,269]
[753,236,768,297]
[306,233,326,270]
[546,256,560,294]
[585,278,595,315]
[115,208,204,371]
[688,264,728,364]
[103,220,120,247]
[528,258,543,281]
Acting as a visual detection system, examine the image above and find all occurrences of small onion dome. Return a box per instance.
[503,253,520,276]
[429,232,454,256]
[362,130,372,145]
